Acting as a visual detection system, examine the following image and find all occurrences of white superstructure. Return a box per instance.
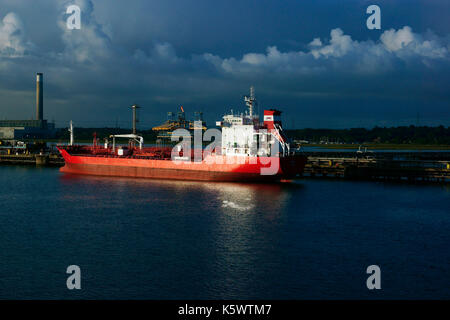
[216,87,291,157]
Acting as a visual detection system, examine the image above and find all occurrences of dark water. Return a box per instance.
[0,165,449,299]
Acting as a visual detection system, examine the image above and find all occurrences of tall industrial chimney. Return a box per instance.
[36,73,43,121]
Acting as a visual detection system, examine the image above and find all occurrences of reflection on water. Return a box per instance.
[211,183,290,298]
[58,173,301,298]
[59,172,295,216]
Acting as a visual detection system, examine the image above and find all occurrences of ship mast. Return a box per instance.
[244,86,256,118]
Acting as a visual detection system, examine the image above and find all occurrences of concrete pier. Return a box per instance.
[0,153,64,167]
[302,151,450,183]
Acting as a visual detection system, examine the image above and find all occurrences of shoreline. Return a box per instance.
[15,139,450,150]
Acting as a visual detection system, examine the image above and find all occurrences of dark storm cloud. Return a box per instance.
[0,0,449,128]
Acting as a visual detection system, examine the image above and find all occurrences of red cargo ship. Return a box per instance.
[57,87,307,182]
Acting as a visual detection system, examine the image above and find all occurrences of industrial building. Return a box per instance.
[152,108,206,140]
[0,73,55,140]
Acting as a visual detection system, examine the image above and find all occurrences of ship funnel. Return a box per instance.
[263,109,282,130]
[36,73,43,121]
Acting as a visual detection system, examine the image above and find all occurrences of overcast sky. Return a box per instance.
[0,0,449,128]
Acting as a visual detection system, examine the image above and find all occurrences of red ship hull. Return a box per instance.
[57,147,307,182]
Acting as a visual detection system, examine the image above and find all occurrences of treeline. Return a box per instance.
[54,125,450,145]
[286,126,450,144]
